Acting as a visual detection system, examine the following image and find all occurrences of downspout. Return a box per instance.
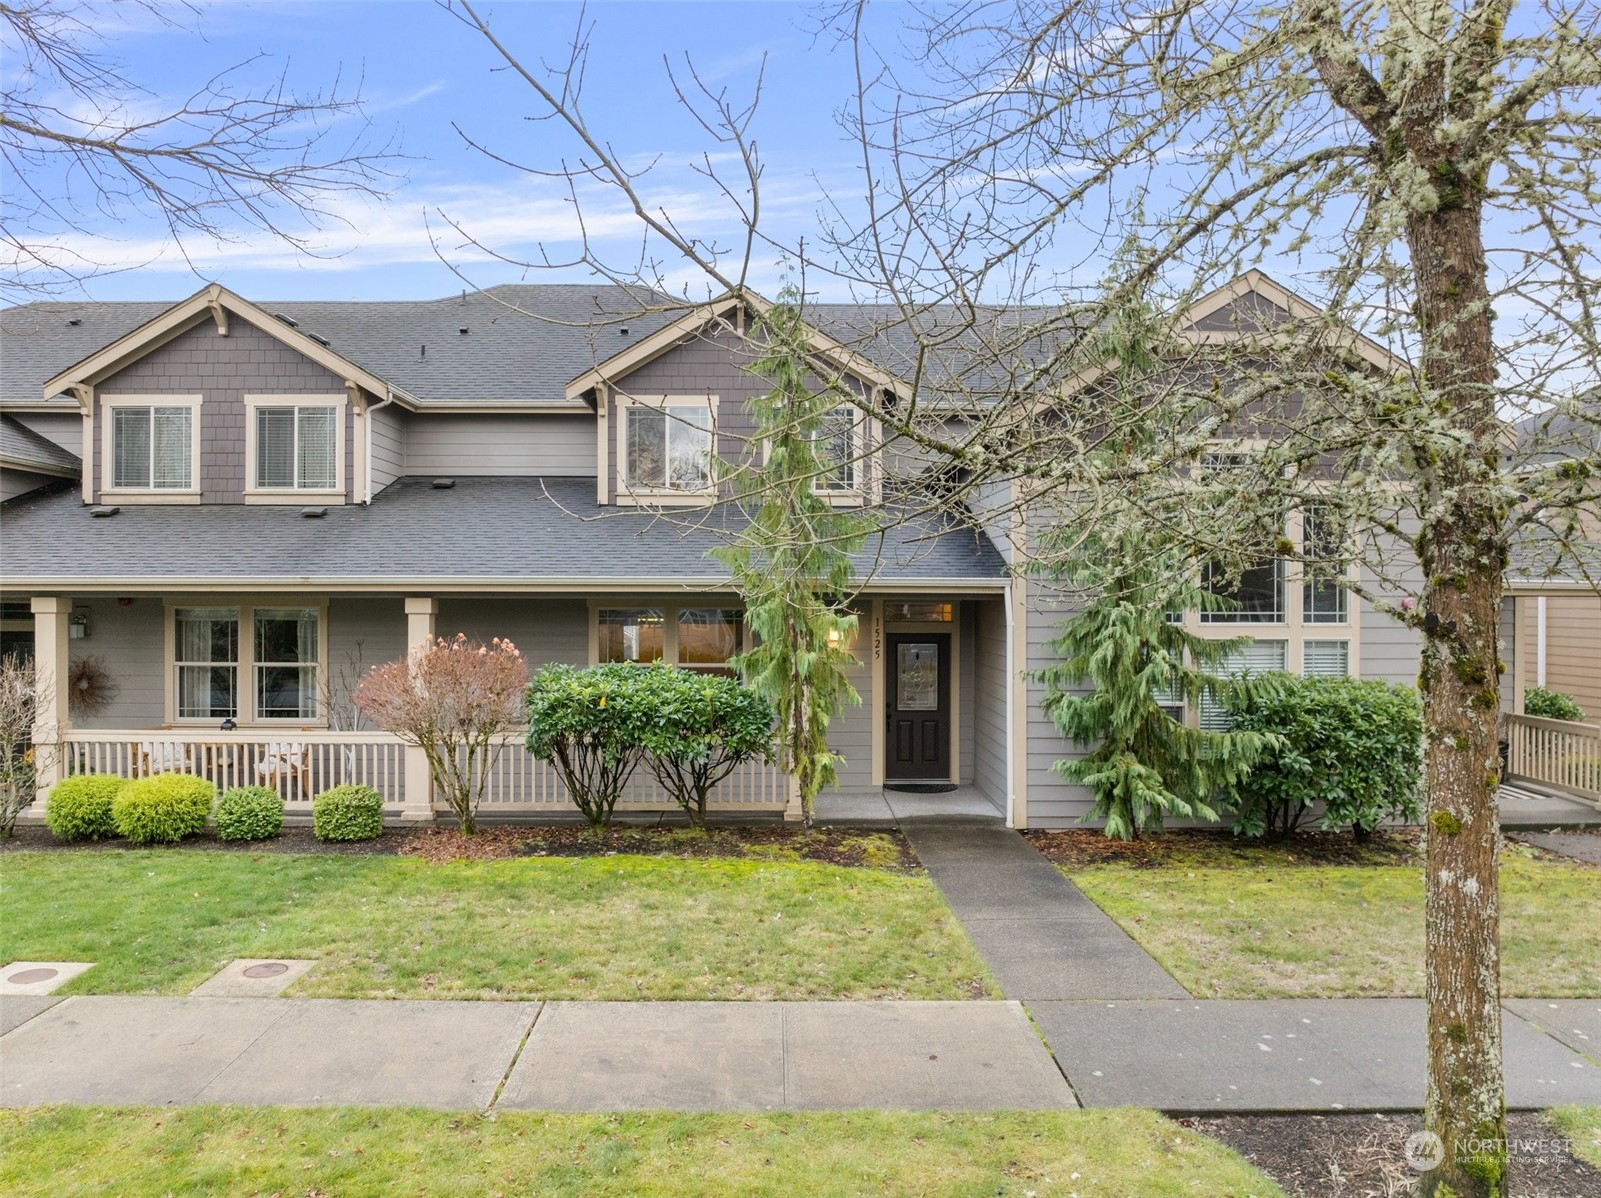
[364,388,398,505]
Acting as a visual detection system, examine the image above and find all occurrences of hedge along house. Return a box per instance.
[5,274,1591,826]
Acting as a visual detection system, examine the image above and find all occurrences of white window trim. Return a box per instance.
[588,600,744,668]
[100,395,202,503]
[244,395,347,504]
[614,393,719,506]
[164,598,329,727]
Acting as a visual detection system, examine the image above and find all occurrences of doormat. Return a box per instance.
[885,783,960,794]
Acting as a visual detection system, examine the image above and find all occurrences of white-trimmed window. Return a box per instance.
[1302,506,1349,623]
[170,602,323,723]
[812,404,861,494]
[103,397,201,496]
[1201,557,1286,623]
[246,397,344,497]
[1199,639,1288,731]
[1302,639,1351,678]
[596,605,743,673]
[175,607,239,719]
[618,396,715,496]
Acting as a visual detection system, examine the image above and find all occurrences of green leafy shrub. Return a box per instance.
[213,785,285,841]
[1224,675,1423,839]
[45,773,126,841]
[635,668,775,828]
[526,664,659,830]
[312,784,383,841]
[1524,687,1586,723]
[111,774,214,844]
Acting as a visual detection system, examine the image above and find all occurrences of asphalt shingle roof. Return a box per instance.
[0,414,79,474]
[0,476,1007,587]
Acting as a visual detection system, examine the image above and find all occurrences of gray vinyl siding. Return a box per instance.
[326,597,408,726]
[1023,581,1097,827]
[369,405,406,492]
[96,316,357,504]
[9,411,82,458]
[1,469,56,501]
[405,413,595,477]
[606,325,869,504]
[830,624,875,790]
[972,596,1009,806]
[435,596,589,670]
[69,596,166,729]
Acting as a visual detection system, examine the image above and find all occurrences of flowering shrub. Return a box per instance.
[354,634,528,835]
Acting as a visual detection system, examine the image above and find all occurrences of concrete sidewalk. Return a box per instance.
[2,993,1596,1113]
[903,824,1188,1000]
[0,996,1073,1112]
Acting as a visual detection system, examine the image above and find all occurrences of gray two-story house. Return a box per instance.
[10,271,1570,826]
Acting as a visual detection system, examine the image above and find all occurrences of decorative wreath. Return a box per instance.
[67,656,119,716]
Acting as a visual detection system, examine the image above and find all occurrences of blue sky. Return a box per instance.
[28,1,885,301]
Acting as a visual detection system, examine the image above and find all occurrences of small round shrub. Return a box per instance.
[45,774,127,841]
[111,773,215,845]
[1525,687,1586,723]
[214,785,285,842]
[312,784,384,842]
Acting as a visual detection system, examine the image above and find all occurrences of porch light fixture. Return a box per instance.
[827,628,842,647]
[220,718,237,732]
[68,610,88,639]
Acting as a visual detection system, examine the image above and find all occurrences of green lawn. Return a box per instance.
[0,850,996,1000]
[1551,1106,1601,1171]
[0,1107,1287,1198]
[1067,850,1600,998]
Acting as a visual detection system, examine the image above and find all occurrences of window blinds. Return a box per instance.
[1199,639,1288,731]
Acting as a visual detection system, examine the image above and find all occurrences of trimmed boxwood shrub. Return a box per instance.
[1224,674,1423,840]
[45,774,127,841]
[111,773,215,844]
[313,784,384,841]
[1524,687,1586,723]
[214,785,285,842]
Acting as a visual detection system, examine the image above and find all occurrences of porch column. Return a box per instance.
[30,596,72,807]
[400,597,437,823]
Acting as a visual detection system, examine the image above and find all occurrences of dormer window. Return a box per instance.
[618,395,715,500]
[245,396,346,501]
[813,404,861,495]
[101,396,202,500]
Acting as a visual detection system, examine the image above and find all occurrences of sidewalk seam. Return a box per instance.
[188,1000,296,1103]
[484,1000,544,1113]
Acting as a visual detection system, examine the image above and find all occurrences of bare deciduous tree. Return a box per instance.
[1,0,398,298]
[0,656,49,837]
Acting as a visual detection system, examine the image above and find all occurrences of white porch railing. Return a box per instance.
[63,730,407,815]
[60,729,792,818]
[1506,714,1601,804]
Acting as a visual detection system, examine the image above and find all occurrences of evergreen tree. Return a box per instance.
[1038,533,1281,840]
[714,287,870,827]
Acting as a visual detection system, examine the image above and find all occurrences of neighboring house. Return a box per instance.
[2,271,1525,827]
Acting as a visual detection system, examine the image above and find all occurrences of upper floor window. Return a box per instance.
[1201,558,1286,623]
[812,404,860,494]
[246,397,344,497]
[621,397,714,495]
[103,397,201,495]
[1302,506,1349,623]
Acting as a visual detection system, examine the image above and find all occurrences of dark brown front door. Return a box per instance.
[886,633,950,781]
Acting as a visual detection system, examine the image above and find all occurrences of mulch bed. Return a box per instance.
[1,822,920,870]
[1024,826,1424,870]
[1183,1111,1601,1198]
[399,824,921,870]
[0,824,410,855]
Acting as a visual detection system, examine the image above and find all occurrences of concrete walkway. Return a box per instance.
[903,823,1188,1000]
[0,996,1073,1112]
[3,993,1596,1113]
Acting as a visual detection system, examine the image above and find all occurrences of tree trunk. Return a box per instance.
[1408,183,1508,1198]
